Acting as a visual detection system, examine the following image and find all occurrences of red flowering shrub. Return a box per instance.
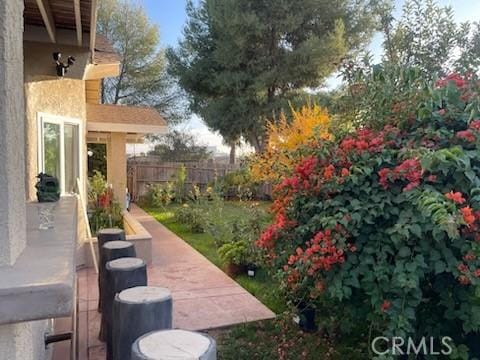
[258,73,480,353]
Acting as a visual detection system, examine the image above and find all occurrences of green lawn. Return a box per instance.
[144,201,367,359]
[210,316,368,360]
[146,201,286,314]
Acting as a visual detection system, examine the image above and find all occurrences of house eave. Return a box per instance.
[87,122,168,135]
[84,62,121,80]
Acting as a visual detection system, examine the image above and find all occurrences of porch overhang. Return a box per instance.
[24,0,95,48]
[84,34,121,79]
[24,0,120,79]
[86,103,168,137]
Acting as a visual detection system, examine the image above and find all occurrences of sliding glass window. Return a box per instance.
[39,114,81,195]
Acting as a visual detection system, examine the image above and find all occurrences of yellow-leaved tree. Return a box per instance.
[250,104,332,182]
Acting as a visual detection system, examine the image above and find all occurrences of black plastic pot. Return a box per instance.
[296,302,318,333]
[246,264,257,277]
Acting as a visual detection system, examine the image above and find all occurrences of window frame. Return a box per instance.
[37,112,83,196]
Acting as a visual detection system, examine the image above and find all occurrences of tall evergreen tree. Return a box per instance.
[97,0,188,124]
[168,0,386,151]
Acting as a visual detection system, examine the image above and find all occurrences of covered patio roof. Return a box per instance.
[86,103,168,135]
[23,0,121,79]
[24,0,95,47]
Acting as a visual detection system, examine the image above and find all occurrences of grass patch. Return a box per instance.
[145,201,285,313]
[208,316,368,360]
[145,201,367,359]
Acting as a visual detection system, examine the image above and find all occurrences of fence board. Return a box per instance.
[127,161,240,200]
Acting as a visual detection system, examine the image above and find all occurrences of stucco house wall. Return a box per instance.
[0,1,52,359]
[23,41,89,202]
[0,320,53,360]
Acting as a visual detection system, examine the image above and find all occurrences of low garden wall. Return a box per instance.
[83,210,152,268]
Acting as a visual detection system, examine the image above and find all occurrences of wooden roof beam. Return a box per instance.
[90,0,98,55]
[35,0,56,43]
[74,0,83,46]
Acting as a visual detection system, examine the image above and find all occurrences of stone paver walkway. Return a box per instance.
[75,204,275,359]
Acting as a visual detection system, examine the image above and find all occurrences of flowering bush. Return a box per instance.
[142,182,175,208]
[258,73,480,354]
[250,104,331,183]
[87,171,123,235]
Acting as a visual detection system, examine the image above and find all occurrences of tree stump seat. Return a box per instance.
[97,228,126,313]
[104,257,147,360]
[98,241,136,341]
[113,286,173,360]
[131,329,217,360]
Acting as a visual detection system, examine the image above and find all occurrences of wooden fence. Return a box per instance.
[127,161,240,200]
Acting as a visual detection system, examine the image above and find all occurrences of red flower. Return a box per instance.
[403,180,420,192]
[340,138,356,152]
[378,168,391,189]
[295,156,318,179]
[98,193,110,208]
[445,191,466,204]
[461,207,475,226]
[436,73,468,89]
[458,263,469,274]
[323,164,335,180]
[379,158,423,191]
[381,300,391,312]
[456,130,475,143]
[395,158,422,182]
[474,269,480,278]
[463,252,476,262]
[458,275,471,285]
[356,140,369,151]
[341,168,350,177]
[469,120,480,131]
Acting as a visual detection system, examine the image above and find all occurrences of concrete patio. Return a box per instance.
[59,204,275,359]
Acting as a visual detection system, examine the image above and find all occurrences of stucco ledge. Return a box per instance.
[0,196,77,325]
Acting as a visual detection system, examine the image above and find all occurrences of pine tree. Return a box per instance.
[168,0,386,151]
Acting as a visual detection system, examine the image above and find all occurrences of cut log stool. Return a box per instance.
[113,286,173,360]
[131,330,217,360]
[97,228,126,312]
[98,241,136,341]
[105,258,147,360]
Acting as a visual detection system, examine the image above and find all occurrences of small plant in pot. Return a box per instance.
[294,301,318,333]
[218,240,248,277]
[246,263,257,277]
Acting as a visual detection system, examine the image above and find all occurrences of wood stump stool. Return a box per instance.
[97,228,126,312]
[98,241,136,342]
[113,286,173,360]
[105,258,147,360]
[131,330,217,360]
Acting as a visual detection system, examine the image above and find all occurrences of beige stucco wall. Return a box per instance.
[0,2,53,360]
[107,132,127,207]
[24,41,89,202]
[0,0,26,267]
[0,320,53,360]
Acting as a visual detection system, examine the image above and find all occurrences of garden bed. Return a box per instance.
[145,201,371,358]
[83,210,152,267]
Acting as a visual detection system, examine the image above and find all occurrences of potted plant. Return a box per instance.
[218,240,248,276]
[294,301,318,333]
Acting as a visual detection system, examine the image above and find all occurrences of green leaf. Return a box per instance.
[434,260,446,274]
[398,247,411,258]
[410,224,422,238]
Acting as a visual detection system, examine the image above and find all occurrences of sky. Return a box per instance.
[130,0,480,156]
